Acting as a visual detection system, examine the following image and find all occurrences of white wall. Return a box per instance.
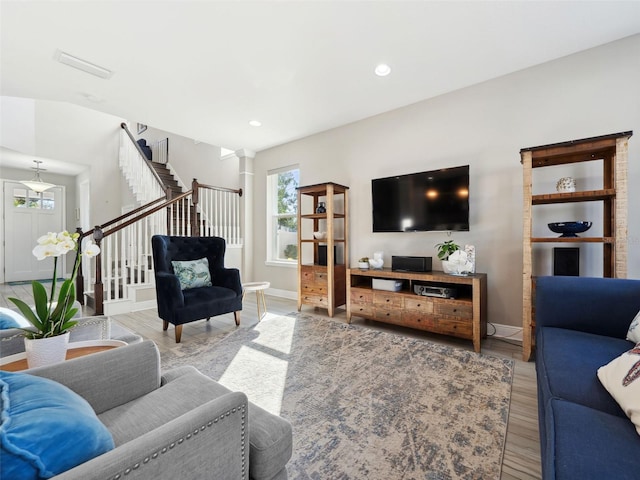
[134,125,239,190]
[1,96,36,154]
[33,101,129,225]
[252,34,640,328]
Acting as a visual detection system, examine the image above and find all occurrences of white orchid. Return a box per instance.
[83,242,100,258]
[10,230,100,339]
[32,243,63,260]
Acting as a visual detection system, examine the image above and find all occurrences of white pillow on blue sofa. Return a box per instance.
[627,310,640,343]
[597,343,640,437]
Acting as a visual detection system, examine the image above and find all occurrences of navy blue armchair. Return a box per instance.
[151,235,242,342]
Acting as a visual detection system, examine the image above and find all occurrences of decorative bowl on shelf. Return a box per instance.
[548,221,592,237]
[313,231,327,240]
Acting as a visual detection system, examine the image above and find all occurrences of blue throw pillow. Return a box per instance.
[0,371,115,479]
[171,257,213,290]
[0,308,30,330]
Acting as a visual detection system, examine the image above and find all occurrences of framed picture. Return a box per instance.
[137,123,147,134]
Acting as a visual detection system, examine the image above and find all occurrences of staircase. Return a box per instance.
[78,123,243,316]
[146,161,182,198]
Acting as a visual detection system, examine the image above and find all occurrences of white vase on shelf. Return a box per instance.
[556,177,576,193]
[369,252,384,269]
[442,248,474,276]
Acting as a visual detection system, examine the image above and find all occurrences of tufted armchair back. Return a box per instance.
[152,235,226,276]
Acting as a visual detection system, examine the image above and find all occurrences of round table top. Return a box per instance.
[243,281,270,291]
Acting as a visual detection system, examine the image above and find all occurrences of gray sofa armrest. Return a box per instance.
[53,391,250,480]
[161,365,196,385]
[27,340,161,414]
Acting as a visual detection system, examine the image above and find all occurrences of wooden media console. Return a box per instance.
[347,268,487,352]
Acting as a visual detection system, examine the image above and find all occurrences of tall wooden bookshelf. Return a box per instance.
[297,182,349,317]
[521,131,632,361]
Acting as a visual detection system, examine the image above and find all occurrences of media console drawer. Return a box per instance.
[404,296,435,313]
[434,300,472,319]
[373,293,403,308]
[350,288,373,304]
[346,268,487,353]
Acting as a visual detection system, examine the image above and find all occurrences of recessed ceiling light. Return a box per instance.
[249,120,262,127]
[55,50,113,79]
[374,64,391,77]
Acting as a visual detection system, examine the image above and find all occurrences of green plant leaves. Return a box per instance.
[435,240,460,260]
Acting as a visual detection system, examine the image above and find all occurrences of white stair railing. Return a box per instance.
[119,126,165,205]
[86,187,243,314]
[100,208,167,306]
[197,186,243,246]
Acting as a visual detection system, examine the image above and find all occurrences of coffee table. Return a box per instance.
[0,339,127,372]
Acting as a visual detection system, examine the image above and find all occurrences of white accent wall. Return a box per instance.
[252,34,640,328]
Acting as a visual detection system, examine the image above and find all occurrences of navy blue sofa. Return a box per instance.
[535,276,640,480]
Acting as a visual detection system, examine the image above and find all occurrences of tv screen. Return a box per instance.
[371,165,469,232]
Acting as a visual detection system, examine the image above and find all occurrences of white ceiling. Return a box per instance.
[2,1,640,162]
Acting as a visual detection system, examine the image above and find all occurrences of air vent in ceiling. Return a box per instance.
[54,50,113,79]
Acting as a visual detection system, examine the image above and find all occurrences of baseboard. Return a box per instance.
[103,299,157,316]
[265,287,297,301]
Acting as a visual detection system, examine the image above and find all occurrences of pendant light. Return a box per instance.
[20,160,56,193]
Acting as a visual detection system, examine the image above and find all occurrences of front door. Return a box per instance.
[3,182,65,282]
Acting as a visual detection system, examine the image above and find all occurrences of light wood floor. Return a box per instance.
[1,283,541,479]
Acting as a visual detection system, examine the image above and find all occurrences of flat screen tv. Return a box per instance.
[371,165,469,232]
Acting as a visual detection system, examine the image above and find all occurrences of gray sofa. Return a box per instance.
[26,340,293,480]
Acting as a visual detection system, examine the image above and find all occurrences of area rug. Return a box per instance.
[161,313,514,480]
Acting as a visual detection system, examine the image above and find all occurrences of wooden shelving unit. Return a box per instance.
[521,131,632,361]
[297,182,349,317]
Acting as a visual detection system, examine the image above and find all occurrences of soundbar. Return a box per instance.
[392,256,432,272]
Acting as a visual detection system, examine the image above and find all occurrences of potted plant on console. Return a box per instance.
[436,240,475,276]
[9,230,100,368]
[435,240,460,262]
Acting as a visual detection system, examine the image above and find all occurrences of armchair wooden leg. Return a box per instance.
[163,320,169,331]
[234,311,240,326]
[175,324,183,343]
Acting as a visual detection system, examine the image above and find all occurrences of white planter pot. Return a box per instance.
[24,332,70,368]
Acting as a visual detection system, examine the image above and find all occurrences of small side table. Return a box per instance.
[242,282,270,320]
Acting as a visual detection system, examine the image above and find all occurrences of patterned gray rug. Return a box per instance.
[161,313,514,480]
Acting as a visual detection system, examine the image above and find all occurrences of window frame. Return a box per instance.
[265,165,300,266]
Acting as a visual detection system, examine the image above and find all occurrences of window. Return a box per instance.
[267,166,300,263]
[13,188,55,210]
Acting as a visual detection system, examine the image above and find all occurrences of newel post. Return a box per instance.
[191,178,200,237]
[93,226,105,316]
[75,228,85,305]
[165,187,173,234]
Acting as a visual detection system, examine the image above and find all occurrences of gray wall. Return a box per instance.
[252,34,640,329]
